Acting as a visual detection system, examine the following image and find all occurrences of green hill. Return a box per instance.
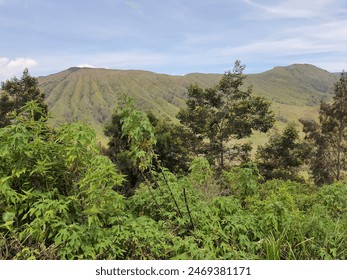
[248,64,336,105]
[38,64,338,144]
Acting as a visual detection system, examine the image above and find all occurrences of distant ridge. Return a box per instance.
[37,64,338,142]
[246,63,337,106]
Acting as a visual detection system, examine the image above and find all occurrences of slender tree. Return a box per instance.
[301,72,347,185]
[177,60,275,170]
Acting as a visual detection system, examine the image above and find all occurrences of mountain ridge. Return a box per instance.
[36,63,338,143]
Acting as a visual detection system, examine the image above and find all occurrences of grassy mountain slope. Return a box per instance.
[244,64,338,145]
[247,64,336,106]
[38,64,338,144]
[39,67,221,141]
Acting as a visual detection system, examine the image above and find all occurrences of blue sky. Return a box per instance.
[0,0,346,81]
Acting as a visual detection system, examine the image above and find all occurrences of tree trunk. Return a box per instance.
[220,139,224,171]
[336,126,343,181]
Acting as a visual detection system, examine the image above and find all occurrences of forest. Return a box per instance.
[0,61,346,260]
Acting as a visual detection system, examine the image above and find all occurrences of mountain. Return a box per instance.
[38,67,221,140]
[248,64,335,103]
[38,64,338,144]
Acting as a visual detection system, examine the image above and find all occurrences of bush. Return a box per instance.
[0,102,125,259]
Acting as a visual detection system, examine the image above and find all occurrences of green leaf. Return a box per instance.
[12,168,27,178]
[2,211,15,222]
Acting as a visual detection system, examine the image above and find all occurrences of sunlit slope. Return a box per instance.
[39,68,221,138]
[38,64,338,142]
[246,64,337,131]
[247,64,336,105]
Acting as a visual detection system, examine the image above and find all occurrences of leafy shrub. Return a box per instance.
[0,102,125,259]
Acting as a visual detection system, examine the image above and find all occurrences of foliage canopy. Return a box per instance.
[0,69,47,128]
[177,61,275,170]
[256,123,309,182]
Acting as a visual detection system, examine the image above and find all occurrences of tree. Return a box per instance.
[146,112,193,174]
[104,96,194,195]
[104,95,157,195]
[177,60,275,170]
[301,72,347,185]
[256,123,309,181]
[0,68,47,127]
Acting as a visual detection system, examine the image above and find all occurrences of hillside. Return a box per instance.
[39,68,220,141]
[37,64,338,144]
[247,64,336,106]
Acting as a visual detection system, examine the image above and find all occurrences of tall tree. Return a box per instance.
[0,68,47,127]
[177,60,275,170]
[301,72,347,185]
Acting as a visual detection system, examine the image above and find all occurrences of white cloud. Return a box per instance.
[242,0,338,19]
[77,63,95,68]
[286,19,347,47]
[125,0,142,10]
[0,57,38,82]
[221,38,334,57]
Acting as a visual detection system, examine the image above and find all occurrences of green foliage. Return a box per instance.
[119,216,176,259]
[299,183,347,259]
[0,69,47,127]
[256,123,309,181]
[301,72,347,185]
[1,94,346,260]
[178,61,275,170]
[317,182,347,217]
[117,95,156,172]
[105,95,193,196]
[125,157,347,260]
[0,101,126,259]
[244,179,347,259]
[146,112,192,173]
[222,162,261,203]
[104,95,157,195]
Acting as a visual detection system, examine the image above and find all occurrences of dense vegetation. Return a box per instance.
[0,66,346,260]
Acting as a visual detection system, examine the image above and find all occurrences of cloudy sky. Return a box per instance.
[0,0,346,81]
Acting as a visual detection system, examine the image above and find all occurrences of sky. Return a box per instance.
[0,0,346,81]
